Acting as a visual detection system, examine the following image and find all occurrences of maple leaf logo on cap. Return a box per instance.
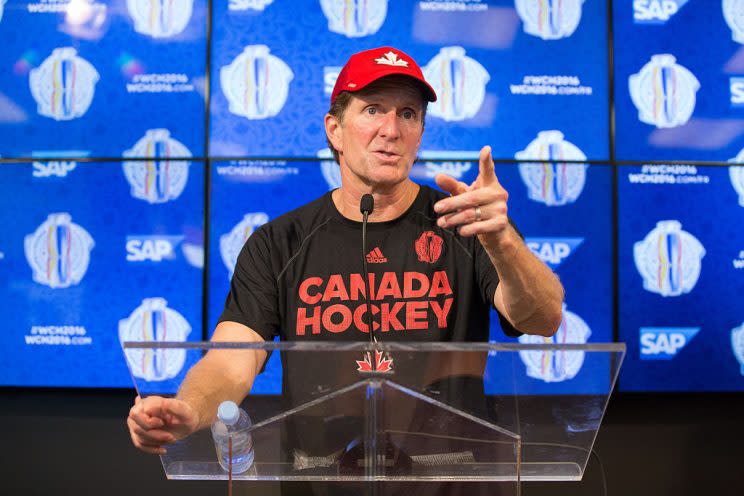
[330,46,438,105]
[374,51,408,67]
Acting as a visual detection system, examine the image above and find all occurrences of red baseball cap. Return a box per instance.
[330,46,437,105]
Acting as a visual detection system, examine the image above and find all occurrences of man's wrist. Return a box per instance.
[175,394,204,430]
[479,225,520,260]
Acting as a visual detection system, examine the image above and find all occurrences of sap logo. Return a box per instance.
[525,237,584,269]
[640,327,699,360]
[731,77,744,107]
[32,161,77,178]
[423,161,472,179]
[324,66,341,96]
[633,0,687,24]
[126,236,183,262]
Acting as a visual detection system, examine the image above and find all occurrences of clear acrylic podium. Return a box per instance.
[123,341,624,494]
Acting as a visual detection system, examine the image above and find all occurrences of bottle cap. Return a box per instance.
[217,401,240,426]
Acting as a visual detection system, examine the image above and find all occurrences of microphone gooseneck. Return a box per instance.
[359,194,377,352]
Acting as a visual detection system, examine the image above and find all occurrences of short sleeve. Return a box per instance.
[218,228,280,342]
[474,218,524,338]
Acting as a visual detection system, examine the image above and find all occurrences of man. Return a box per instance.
[127,46,563,462]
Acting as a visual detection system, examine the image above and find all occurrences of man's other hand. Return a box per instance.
[127,395,199,455]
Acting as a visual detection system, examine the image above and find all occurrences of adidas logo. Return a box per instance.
[366,247,387,263]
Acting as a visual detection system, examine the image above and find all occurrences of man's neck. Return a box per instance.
[332,180,420,222]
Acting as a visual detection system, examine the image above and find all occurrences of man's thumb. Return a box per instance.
[435,173,468,196]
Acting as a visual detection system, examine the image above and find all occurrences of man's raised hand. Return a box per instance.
[433,146,511,242]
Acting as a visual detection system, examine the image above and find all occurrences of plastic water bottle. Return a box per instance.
[211,400,254,473]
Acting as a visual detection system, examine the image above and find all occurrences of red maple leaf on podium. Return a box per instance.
[356,350,394,373]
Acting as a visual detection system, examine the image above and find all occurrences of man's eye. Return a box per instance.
[402,110,415,119]
[366,107,377,115]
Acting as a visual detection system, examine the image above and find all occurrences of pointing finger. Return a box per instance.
[478,146,497,185]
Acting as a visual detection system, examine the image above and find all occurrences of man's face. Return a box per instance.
[327,84,425,188]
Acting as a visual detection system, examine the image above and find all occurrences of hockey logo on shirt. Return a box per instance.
[415,231,443,264]
[295,271,454,336]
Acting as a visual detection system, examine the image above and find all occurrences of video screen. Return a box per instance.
[0,160,205,387]
[618,163,744,392]
[0,0,207,158]
[614,0,744,162]
[209,0,609,160]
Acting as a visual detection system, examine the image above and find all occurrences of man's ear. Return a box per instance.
[325,113,343,154]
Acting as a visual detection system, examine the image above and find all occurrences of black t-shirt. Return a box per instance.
[218,185,523,486]
[218,184,520,347]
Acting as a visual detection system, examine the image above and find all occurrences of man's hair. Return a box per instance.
[325,75,428,164]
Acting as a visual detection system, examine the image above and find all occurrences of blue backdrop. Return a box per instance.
[0,161,204,387]
[614,0,744,162]
[0,0,207,158]
[2,0,740,393]
[209,0,609,160]
[618,163,744,391]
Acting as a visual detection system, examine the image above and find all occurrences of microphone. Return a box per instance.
[359,194,377,351]
[360,194,374,216]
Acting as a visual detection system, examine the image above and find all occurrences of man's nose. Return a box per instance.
[378,110,401,139]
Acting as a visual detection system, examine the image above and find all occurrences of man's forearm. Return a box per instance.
[481,226,564,336]
[176,349,263,431]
